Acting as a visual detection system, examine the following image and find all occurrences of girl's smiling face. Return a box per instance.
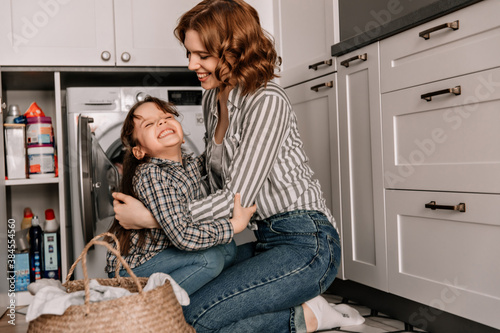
[184,29,222,90]
[132,102,184,161]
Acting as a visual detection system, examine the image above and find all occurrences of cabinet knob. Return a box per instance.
[1,98,6,112]
[121,52,131,62]
[136,92,147,102]
[101,51,111,61]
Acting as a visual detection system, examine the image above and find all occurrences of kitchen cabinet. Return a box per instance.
[0,70,68,306]
[382,66,500,194]
[285,73,341,245]
[0,0,115,66]
[272,0,339,88]
[0,97,9,309]
[275,0,343,277]
[386,190,500,329]
[379,0,500,329]
[0,0,198,66]
[113,0,200,67]
[380,0,500,94]
[336,42,387,291]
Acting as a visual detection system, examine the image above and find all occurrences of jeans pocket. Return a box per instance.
[268,212,317,235]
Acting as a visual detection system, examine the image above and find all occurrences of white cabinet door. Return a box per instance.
[0,0,115,66]
[286,73,343,278]
[386,189,500,329]
[382,66,500,194]
[0,94,9,309]
[273,0,338,87]
[380,0,500,94]
[113,0,200,67]
[337,42,387,291]
[285,73,341,228]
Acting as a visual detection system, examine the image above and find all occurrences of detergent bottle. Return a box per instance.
[21,207,33,230]
[29,216,43,282]
[21,207,33,242]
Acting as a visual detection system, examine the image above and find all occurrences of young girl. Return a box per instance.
[106,96,255,296]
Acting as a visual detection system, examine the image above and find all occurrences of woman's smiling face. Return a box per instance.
[184,29,221,90]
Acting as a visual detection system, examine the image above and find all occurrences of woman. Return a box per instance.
[113,0,344,331]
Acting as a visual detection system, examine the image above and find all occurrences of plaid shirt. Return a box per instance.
[106,154,233,273]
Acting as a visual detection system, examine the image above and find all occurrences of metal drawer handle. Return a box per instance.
[340,53,367,68]
[421,85,461,101]
[419,20,459,40]
[425,201,466,213]
[310,81,334,92]
[308,59,332,70]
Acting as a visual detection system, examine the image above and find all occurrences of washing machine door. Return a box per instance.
[78,115,95,245]
[78,115,120,245]
[92,136,120,221]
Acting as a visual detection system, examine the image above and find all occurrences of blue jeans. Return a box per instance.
[184,210,341,333]
[109,241,237,295]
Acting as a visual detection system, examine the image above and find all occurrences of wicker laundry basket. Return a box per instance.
[28,232,195,333]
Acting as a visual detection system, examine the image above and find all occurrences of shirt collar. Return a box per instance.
[209,85,244,117]
[148,154,193,167]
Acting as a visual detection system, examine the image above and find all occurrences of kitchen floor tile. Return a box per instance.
[319,292,427,333]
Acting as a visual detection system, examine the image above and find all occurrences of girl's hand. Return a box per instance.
[230,193,257,234]
[112,192,160,229]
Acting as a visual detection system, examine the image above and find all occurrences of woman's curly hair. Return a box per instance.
[174,0,281,96]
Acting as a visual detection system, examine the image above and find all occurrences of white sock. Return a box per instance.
[305,295,365,330]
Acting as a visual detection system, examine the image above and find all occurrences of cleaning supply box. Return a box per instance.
[4,123,27,179]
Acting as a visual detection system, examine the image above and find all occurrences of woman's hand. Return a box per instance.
[230,193,257,234]
[112,192,160,229]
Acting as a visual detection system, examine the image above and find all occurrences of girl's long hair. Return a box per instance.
[106,96,179,255]
[174,0,281,96]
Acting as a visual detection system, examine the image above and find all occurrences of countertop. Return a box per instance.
[331,0,483,57]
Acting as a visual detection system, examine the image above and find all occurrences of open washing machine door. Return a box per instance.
[78,115,120,246]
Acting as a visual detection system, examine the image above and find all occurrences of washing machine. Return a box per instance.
[66,86,204,279]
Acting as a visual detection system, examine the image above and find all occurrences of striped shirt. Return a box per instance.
[189,82,337,231]
[105,154,233,273]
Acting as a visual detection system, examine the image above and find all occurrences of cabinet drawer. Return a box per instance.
[382,66,500,194]
[386,189,500,328]
[380,0,500,93]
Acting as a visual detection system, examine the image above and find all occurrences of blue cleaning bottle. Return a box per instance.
[29,215,43,282]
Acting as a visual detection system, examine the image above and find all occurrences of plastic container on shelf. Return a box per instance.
[4,123,27,179]
[21,207,33,231]
[21,207,33,243]
[4,104,21,124]
[44,208,59,232]
[26,116,54,146]
[27,144,55,178]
